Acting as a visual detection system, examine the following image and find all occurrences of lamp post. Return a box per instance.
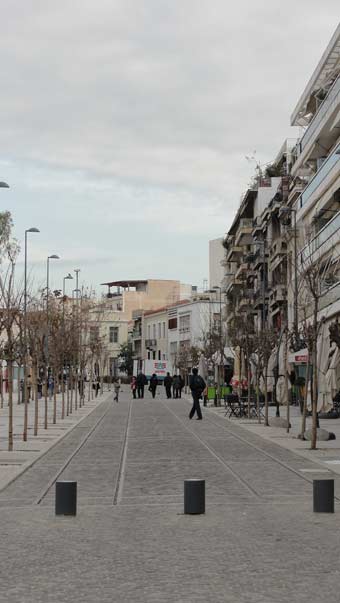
[45,254,60,428]
[73,269,81,409]
[23,227,40,442]
[214,286,224,405]
[61,273,73,419]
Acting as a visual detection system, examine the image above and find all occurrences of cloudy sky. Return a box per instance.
[0,2,339,294]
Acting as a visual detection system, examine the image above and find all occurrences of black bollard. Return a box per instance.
[55,481,77,516]
[313,479,334,513]
[184,479,205,514]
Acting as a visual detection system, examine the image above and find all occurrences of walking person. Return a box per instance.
[189,368,206,420]
[113,378,121,402]
[173,374,181,399]
[179,374,184,398]
[131,375,137,399]
[164,372,173,399]
[149,373,158,398]
[136,371,147,399]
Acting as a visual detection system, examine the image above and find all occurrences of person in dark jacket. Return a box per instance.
[173,374,181,399]
[164,372,173,399]
[189,368,206,420]
[149,373,158,398]
[136,372,148,398]
[179,374,184,398]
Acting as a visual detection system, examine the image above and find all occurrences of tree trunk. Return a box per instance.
[8,361,13,451]
[23,355,29,442]
[70,369,73,414]
[16,365,21,405]
[61,366,65,419]
[300,361,309,439]
[33,363,39,436]
[44,363,48,429]
[256,369,261,424]
[264,362,269,426]
[53,367,57,424]
[89,359,93,401]
[284,328,290,434]
[0,369,3,409]
[311,318,318,450]
[247,360,251,420]
[74,367,78,411]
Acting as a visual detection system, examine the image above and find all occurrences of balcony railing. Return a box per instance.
[299,75,340,154]
[131,329,142,340]
[298,143,340,211]
[301,210,340,264]
[145,339,157,348]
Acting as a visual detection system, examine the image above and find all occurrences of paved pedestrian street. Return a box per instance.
[1,389,340,603]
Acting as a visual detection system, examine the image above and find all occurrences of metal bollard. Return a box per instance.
[313,479,334,513]
[55,481,77,516]
[184,479,205,514]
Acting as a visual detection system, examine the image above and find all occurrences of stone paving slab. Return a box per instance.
[1,390,340,602]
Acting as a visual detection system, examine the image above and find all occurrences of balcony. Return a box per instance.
[145,338,157,349]
[297,143,340,215]
[131,329,142,340]
[226,244,243,263]
[269,237,287,270]
[299,75,340,156]
[300,209,340,264]
[253,285,269,308]
[235,262,250,280]
[252,246,269,270]
[235,218,253,246]
[269,284,287,308]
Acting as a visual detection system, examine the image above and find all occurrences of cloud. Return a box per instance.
[0,1,339,289]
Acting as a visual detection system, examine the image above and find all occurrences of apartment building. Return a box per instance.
[131,297,221,376]
[288,23,340,330]
[101,279,193,320]
[223,176,285,332]
[223,23,340,405]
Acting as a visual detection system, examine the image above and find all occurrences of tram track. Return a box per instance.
[164,398,340,501]
[35,402,112,505]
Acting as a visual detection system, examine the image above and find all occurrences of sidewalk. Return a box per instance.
[0,387,113,491]
[209,402,340,475]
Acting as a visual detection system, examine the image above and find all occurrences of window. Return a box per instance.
[168,318,177,330]
[179,314,190,333]
[162,322,166,338]
[148,351,150,359]
[153,324,156,339]
[158,350,161,360]
[90,326,99,342]
[152,351,156,360]
[158,323,161,339]
[109,326,119,343]
[148,325,151,338]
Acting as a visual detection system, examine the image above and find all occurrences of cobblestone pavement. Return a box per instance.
[1,389,340,602]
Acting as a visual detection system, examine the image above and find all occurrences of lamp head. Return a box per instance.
[0,181,9,188]
[26,227,40,233]
[64,273,73,280]
[49,254,60,260]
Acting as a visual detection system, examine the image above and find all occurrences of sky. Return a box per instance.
[0,1,339,295]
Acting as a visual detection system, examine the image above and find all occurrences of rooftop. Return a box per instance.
[101,280,148,288]
[291,22,340,126]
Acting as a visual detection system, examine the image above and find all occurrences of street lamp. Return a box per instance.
[61,273,73,419]
[23,227,40,442]
[45,254,60,424]
[279,206,298,346]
